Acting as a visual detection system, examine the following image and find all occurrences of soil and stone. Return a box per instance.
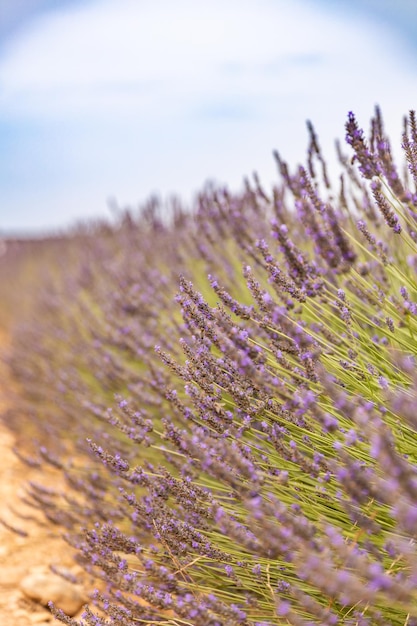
[0,332,89,625]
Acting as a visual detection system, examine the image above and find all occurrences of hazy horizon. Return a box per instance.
[1,0,417,236]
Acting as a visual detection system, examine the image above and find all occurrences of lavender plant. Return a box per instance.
[5,108,417,625]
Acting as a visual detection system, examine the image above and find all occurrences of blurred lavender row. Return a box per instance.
[2,108,417,625]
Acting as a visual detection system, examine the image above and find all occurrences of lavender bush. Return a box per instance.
[6,108,417,625]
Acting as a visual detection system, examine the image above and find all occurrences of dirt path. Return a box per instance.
[0,332,87,625]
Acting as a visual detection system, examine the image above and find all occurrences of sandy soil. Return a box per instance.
[0,332,87,625]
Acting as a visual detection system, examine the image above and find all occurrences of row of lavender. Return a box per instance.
[7,109,417,625]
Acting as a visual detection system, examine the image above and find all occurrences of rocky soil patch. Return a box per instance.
[0,333,89,625]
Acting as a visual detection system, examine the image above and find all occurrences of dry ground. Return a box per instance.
[0,330,87,625]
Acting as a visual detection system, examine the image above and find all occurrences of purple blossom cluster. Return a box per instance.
[4,109,417,625]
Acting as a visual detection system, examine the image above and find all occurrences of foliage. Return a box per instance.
[5,108,417,625]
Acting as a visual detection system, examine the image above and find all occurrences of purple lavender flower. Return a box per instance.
[7,106,417,626]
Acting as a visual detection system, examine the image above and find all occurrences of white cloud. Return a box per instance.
[0,0,407,118]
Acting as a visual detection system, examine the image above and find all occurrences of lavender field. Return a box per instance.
[3,108,417,625]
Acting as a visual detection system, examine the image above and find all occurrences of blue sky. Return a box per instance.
[1,0,417,235]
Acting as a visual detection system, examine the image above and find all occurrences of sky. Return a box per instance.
[1,0,417,235]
